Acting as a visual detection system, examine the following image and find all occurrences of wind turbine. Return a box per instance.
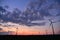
[48,19,54,35]
[48,19,60,35]
[16,27,18,35]
[45,29,48,35]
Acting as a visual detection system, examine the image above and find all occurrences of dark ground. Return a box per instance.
[0,35,60,40]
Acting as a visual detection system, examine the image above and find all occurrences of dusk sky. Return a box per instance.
[0,0,60,35]
[1,0,30,11]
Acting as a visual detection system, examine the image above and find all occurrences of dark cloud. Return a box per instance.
[0,6,6,13]
[26,22,46,26]
[0,32,9,35]
[0,0,60,26]
[0,31,14,35]
[56,13,60,16]
[0,28,3,30]
[55,0,60,4]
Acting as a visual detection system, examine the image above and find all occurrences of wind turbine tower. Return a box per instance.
[48,19,55,35]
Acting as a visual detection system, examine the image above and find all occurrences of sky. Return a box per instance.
[0,0,60,35]
[1,0,30,11]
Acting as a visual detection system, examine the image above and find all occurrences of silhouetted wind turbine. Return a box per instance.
[16,27,18,35]
[48,19,60,35]
[48,19,54,35]
[45,29,48,35]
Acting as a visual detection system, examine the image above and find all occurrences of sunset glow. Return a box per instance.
[0,0,60,35]
[0,23,54,35]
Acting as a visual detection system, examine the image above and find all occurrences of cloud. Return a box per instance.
[55,0,60,4]
[0,28,3,30]
[0,32,9,35]
[0,31,14,35]
[0,0,60,26]
[26,21,46,26]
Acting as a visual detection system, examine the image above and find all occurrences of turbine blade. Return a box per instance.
[50,23,52,26]
[49,23,52,28]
